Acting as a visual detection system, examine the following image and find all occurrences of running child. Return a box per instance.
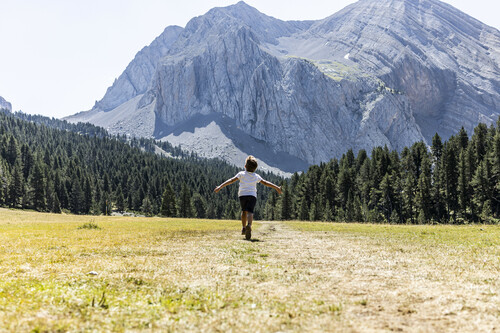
[214,155,282,240]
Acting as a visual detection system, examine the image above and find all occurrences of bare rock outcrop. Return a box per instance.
[66,0,500,171]
[0,96,12,112]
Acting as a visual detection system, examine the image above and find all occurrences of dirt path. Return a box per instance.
[211,221,499,332]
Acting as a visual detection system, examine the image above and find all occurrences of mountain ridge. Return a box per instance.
[65,0,500,171]
[0,96,12,112]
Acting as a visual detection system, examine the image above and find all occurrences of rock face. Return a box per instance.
[65,0,500,171]
[0,96,12,112]
[94,25,183,112]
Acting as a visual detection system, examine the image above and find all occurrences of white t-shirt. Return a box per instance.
[236,171,262,197]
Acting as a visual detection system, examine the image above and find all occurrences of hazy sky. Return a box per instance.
[0,0,498,119]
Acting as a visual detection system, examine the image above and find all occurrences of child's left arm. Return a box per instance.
[260,179,282,194]
[214,176,239,193]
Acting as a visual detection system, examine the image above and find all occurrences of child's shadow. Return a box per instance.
[245,238,263,243]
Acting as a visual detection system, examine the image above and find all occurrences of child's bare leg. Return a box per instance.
[244,212,254,240]
[241,211,247,228]
[247,212,253,226]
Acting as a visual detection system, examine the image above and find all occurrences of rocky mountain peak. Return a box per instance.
[182,1,312,46]
[93,25,183,112]
[0,96,12,112]
[66,0,500,173]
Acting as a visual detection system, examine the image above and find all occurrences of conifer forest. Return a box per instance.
[0,109,498,224]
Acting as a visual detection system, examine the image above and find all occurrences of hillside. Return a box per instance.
[0,109,280,219]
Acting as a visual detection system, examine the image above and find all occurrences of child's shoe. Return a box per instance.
[245,224,252,240]
[241,227,246,235]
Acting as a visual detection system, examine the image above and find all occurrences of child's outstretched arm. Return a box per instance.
[260,179,282,194]
[214,176,238,193]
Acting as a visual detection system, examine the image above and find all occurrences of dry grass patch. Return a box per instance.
[285,221,500,331]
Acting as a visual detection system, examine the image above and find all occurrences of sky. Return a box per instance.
[0,0,498,119]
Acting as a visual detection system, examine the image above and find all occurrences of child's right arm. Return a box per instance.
[214,176,238,193]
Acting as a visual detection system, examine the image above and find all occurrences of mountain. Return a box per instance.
[0,96,12,112]
[65,0,500,172]
[94,25,184,112]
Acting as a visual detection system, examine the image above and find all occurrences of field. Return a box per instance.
[0,208,498,332]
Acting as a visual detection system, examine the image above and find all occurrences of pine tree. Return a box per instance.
[264,190,278,220]
[223,200,237,220]
[490,125,500,218]
[21,144,33,178]
[70,179,84,214]
[309,197,322,221]
[83,178,93,214]
[45,176,54,212]
[323,174,336,210]
[43,149,52,168]
[378,173,394,221]
[51,192,61,213]
[337,168,352,210]
[30,161,46,211]
[358,159,372,207]
[390,209,400,224]
[482,157,494,219]
[430,134,445,221]
[457,150,470,219]
[457,127,469,150]
[205,202,216,219]
[141,197,153,217]
[100,192,112,215]
[280,182,292,220]
[323,201,334,221]
[345,190,355,222]
[401,148,416,223]
[0,163,7,205]
[471,159,488,220]
[192,192,206,218]
[298,195,309,221]
[8,162,23,208]
[353,194,363,222]
[443,142,459,221]
[115,186,125,212]
[6,136,18,166]
[179,183,193,218]
[160,183,177,217]
[53,172,65,209]
[431,133,443,163]
[415,154,432,223]
[472,123,488,163]
[103,173,110,193]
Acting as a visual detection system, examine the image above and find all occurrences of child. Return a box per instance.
[214,155,282,240]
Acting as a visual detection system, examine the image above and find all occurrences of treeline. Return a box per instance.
[0,110,279,219]
[264,118,500,224]
[7,110,110,138]
[1,108,498,224]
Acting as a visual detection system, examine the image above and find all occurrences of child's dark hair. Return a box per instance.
[245,155,258,172]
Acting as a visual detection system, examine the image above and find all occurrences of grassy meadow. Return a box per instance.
[0,208,498,332]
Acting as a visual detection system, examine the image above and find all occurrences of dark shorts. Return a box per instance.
[239,196,257,214]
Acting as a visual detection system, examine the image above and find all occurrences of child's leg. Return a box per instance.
[247,212,253,226]
[241,211,247,228]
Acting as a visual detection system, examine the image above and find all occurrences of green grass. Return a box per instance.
[0,208,245,331]
[0,208,498,332]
